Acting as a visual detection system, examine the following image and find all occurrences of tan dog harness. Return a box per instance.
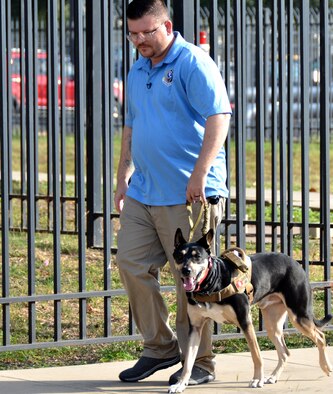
[193,247,254,304]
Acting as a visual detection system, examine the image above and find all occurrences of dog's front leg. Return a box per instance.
[243,323,265,388]
[168,324,202,393]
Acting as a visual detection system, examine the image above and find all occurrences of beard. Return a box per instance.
[137,44,155,58]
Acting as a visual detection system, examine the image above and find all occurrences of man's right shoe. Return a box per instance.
[169,365,215,385]
[119,355,180,382]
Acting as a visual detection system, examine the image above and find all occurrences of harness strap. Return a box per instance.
[192,248,254,304]
[221,247,250,273]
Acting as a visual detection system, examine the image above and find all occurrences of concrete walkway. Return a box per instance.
[0,346,332,393]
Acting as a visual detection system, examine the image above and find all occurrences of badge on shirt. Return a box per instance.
[162,69,174,86]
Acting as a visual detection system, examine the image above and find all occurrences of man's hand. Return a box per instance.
[186,172,206,204]
[114,181,128,213]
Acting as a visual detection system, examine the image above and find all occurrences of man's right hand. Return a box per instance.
[114,182,128,213]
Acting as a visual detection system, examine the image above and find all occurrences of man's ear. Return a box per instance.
[164,19,173,35]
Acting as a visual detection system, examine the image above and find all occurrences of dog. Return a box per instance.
[168,228,332,393]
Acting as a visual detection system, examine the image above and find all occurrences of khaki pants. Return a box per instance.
[116,196,225,374]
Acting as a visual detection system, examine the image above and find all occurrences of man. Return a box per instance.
[114,0,231,386]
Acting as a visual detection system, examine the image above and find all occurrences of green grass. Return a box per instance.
[9,133,333,191]
[0,134,332,369]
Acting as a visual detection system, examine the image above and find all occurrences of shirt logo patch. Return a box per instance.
[162,69,174,86]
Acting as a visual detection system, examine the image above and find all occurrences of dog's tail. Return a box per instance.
[314,314,332,328]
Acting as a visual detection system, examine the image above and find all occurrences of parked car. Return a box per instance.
[10,48,75,110]
[10,48,123,113]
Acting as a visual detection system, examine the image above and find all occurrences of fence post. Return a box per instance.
[86,0,103,247]
[172,0,195,43]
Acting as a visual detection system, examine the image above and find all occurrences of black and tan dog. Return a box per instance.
[168,228,332,393]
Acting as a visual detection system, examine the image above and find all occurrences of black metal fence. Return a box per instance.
[0,0,332,352]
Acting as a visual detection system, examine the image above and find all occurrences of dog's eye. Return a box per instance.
[191,250,202,259]
[173,249,186,263]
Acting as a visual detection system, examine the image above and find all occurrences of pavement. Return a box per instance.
[0,346,332,394]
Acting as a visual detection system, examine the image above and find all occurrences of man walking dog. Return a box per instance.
[114,0,231,386]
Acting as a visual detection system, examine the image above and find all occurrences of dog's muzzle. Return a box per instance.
[181,267,205,292]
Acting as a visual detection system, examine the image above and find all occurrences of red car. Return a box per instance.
[10,48,75,110]
[11,48,123,112]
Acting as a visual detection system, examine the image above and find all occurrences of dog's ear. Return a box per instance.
[197,229,214,250]
[206,229,214,246]
[174,228,187,248]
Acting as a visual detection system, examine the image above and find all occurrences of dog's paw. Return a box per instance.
[264,375,277,384]
[168,381,187,393]
[320,359,333,376]
[249,378,265,388]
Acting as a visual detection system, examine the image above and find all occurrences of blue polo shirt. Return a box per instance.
[125,32,232,206]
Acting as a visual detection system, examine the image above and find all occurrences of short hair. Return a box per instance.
[127,0,169,20]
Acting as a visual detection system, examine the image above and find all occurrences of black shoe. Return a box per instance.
[119,355,180,382]
[169,365,215,386]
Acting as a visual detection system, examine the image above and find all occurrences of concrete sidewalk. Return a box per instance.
[0,346,332,394]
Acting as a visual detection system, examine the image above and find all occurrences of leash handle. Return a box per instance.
[187,201,209,241]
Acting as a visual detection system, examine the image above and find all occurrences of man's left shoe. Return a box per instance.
[119,355,180,382]
[169,365,215,385]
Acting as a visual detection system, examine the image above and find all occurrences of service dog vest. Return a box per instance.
[189,247,254,304]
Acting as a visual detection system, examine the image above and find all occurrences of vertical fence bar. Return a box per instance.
[6,1,13,229]
[319,0,332,315]
[223,0,232,248]
[25,0,37,343]
[234,0,246,248]
[271,0,278,250]
[173,0,194,43]
[122,1,129,123]
[209,0,218,61]
[20,0,27,229]
[263,9,270,139]
[300,1,310,274]
[101,0,112,337]
[46,1,52,230]
[122,1,136,338]
[49,0,62,342]
[278,0,288,252]
[33,0,39,231]
[0,0,10,346]
[194,0,200,45]
[74,0,87,339]
[86,0,103,248]
[287,0,294,256]
[255,0,265,252]
[60,0,67,232]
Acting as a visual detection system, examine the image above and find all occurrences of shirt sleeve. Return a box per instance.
[182,51,232,119]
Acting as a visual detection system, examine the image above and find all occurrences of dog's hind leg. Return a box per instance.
[288,312,332,376]
[260,302,289,384]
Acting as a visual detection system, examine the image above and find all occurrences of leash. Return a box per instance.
[186,201,210,241]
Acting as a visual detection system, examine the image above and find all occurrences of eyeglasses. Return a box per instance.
[127,22,165,42]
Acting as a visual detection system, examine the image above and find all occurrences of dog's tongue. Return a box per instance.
[183,277,195,292]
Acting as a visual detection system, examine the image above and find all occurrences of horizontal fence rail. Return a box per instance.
[0,0,332,352]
